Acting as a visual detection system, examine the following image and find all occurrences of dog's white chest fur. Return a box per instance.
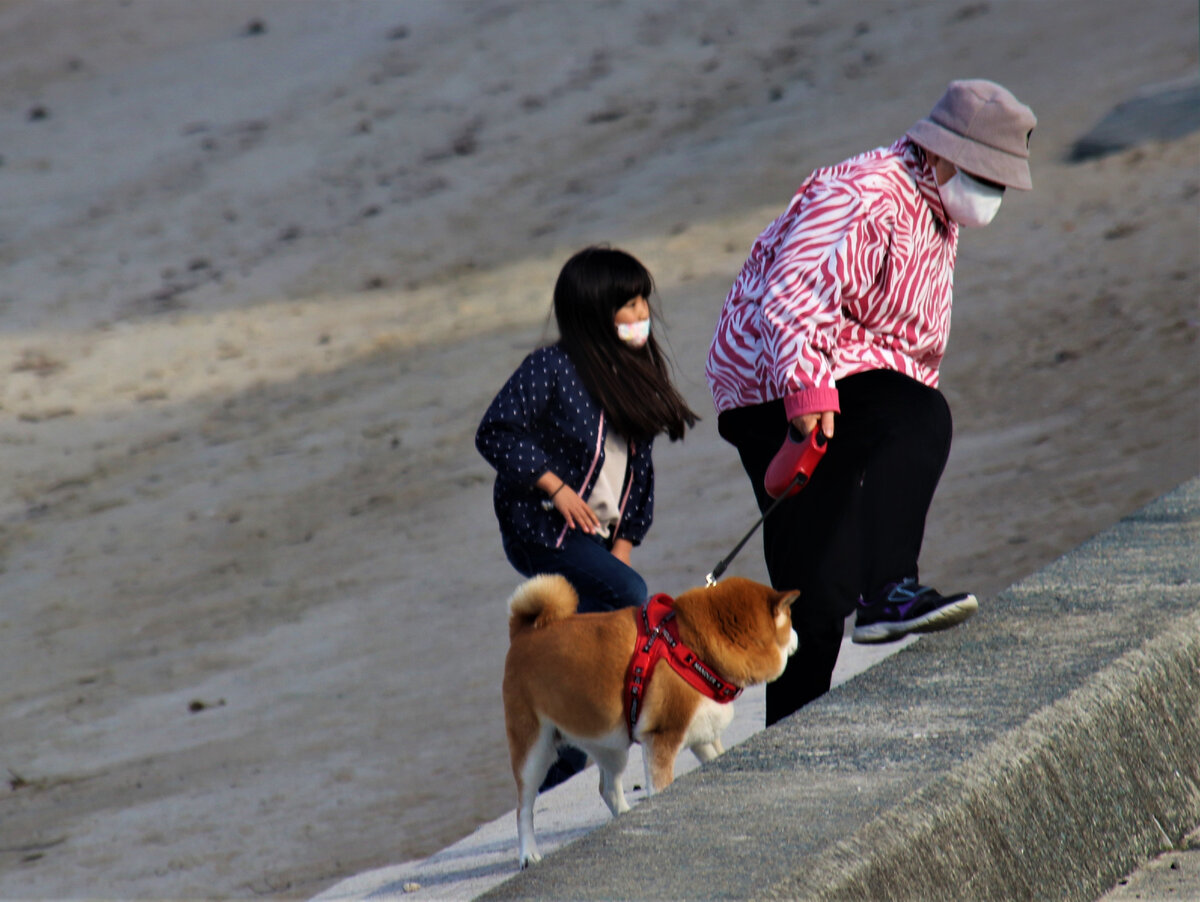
[633,696,735,749]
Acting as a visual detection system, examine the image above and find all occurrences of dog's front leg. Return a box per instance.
[642,731,685,794]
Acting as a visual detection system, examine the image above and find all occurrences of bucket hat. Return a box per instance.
[907,80,1037,190]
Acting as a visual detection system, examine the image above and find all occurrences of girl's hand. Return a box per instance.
[551,484,600,534]
[791,411,836,439]
[611,538,633,566]
[536,471,600,533]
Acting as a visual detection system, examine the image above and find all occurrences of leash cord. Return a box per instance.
[705,471,805,586]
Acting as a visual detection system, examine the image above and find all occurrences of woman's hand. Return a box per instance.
[791,411,836,439]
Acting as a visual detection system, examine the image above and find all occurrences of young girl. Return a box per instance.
[476,246,698,615]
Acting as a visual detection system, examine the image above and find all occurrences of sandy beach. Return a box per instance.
[0,1,1196,899]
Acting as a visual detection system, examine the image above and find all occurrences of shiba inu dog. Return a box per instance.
[502,573,799,868]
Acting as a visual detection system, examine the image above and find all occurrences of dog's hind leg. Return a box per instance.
[690,739,722,763]
[513,721,557,868]
[587,745,631,817]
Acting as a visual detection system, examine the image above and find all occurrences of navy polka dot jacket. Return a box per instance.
[476,344,654,550]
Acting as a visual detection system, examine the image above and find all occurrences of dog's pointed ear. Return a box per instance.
[773,589,800,615]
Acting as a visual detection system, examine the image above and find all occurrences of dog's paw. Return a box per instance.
[518,851,543,869]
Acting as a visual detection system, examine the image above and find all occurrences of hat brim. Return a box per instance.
[907,119,1033,190]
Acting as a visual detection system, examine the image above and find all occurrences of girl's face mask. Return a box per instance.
[616,318,651,348]
[615,294,652,348]
[938,169,1004,227]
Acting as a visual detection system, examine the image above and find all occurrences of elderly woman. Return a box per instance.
[707,80,1037,726]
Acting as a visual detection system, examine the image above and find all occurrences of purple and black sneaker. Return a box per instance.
[851,577,978,644]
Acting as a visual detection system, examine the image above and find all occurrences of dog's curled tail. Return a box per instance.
[507,574,579,639]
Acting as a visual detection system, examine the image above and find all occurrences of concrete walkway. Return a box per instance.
[316,478,1200,901]
[312,638,918,901]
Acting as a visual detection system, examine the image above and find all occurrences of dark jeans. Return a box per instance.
[717,369,953,725]
[503,529,648,613]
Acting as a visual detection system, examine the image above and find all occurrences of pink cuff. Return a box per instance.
[783,387,841,421]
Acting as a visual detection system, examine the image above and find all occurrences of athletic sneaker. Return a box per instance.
[852,577,978,644]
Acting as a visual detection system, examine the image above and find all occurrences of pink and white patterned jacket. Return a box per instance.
[706,139,959,421]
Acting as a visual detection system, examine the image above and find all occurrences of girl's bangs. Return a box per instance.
[608,258,654,309]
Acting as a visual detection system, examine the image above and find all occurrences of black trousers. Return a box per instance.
[717,369,953,725]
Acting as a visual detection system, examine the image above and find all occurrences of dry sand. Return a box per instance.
[0,1,1195,899]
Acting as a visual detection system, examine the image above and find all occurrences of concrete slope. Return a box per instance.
[311,638,920,901]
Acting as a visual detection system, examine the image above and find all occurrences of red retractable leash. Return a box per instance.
[624,427,827,738]
[704,427,828,587]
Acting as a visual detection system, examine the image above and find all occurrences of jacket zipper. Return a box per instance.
[611,440,634,542]
[555,411,606,548]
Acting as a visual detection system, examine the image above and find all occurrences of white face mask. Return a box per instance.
[616,318,651,348]
[937,169,1004,227]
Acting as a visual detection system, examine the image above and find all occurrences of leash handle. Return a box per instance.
[707,428,829,585]
[765,427,828,499]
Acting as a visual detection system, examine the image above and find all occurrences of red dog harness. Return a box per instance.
[624,593,742,740]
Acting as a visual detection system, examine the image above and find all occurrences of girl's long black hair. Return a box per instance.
[553,246,698,443]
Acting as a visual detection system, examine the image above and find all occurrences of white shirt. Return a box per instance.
[588,429,628,539]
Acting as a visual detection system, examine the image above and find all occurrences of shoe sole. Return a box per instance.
[851,595,979,645]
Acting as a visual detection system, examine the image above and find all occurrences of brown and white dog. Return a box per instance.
[502,573,799,868]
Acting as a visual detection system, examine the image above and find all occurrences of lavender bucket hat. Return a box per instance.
[907,79,1037,190]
